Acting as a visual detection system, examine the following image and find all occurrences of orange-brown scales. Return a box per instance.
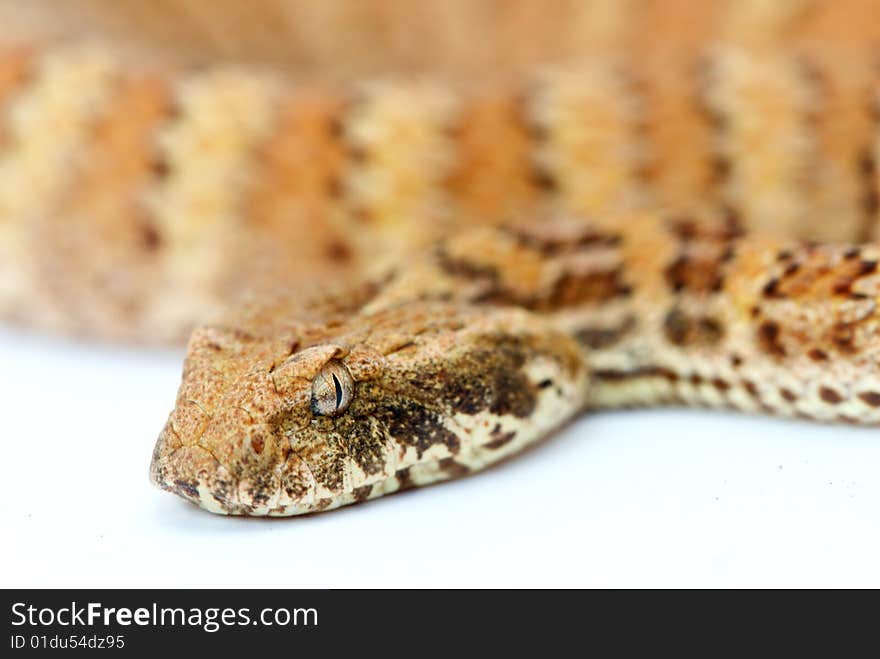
[0,39,878,342]
[151,212,880,515]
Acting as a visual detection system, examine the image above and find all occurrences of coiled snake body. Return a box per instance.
[2,4,880,515]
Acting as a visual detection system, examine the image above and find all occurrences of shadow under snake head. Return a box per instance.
[150,301,589,516]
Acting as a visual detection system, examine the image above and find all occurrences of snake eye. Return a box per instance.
[311,360,354,416]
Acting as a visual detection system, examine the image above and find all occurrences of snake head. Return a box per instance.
[149,302,587,516]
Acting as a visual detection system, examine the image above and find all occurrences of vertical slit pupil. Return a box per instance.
[332,373,343,409]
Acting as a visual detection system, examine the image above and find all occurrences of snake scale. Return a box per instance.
[3,0,880,515]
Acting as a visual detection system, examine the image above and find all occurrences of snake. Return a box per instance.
[2,1,880,515]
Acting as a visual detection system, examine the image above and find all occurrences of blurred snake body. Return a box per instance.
[1,36,880,514]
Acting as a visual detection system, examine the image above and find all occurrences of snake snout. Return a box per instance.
[150,405,324,516]
[149,419,237,514]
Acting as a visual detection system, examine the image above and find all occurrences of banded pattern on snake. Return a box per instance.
[1,41,878,343]
[149,214,880,514]
[1,1,880,515]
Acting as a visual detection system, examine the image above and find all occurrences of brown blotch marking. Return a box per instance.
[374,397,460,458]
[858,392,880,407]
[830,323,856,353]
[698,317,724,343]
[762,277,781,299]
[151,156,171,179]
[339,415,388,477]
[395,468,415,492]
[325,240,352,263]
[711,155,731,182]
[140,224,161,251]
[858,259,878,276]
[173,480,199,499]
[292,426,349,494]
[764,258,808,299]
[485,430,517,450]
[326,112,345,139]
[743,380,760,398]
[808,348,828,362]
[828,259,877,297]
[423,335,540,419]
[779,388,797,403]
[819,387,843,404]
[443,117,464,141]
[352,485,372,502]
[594,366,679,383]
[435,247,500,282]
[668,213,742,243]
[757,321,786,357]
[312,498,334,512]
[669,216,700,242]
[438,457,470,478]
[524,118,549,142]
[441,244,630,311]
[665,255,724,294]
[505,225,621,256]
[711,378,730,392]
[530,166,558,192]
[533,268,631,310]
[239,458,284,508]
[250,434,265,454]
[730,354,743,368]
[575,315,636,350]
[210,477,235,509]
[323,106,349,163]
[279,459,310,502]
[663,308,724,347]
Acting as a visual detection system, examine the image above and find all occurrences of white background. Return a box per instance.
[3,325,880,588]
